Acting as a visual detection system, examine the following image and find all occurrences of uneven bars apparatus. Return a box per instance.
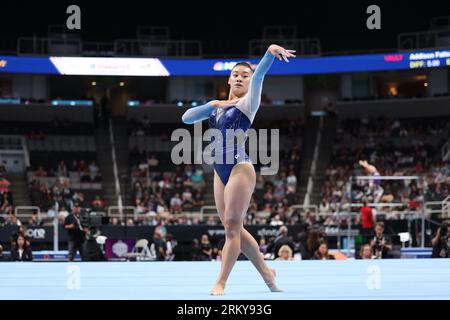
[344,175,426,257]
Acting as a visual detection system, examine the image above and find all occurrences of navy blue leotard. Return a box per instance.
[182,51,275,185]
[208,106,252,185]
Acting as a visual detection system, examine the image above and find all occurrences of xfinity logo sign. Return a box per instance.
[26,228,46,239]
[208,229,225,237]
[257,228,279,237]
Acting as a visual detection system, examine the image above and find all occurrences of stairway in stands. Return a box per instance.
[95,117,132,209]
[8,173,31,207]
[298,115,337,206]
[203,171,215,205]
[309,116,337,205]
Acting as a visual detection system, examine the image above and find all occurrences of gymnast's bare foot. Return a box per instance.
[265,268,283,292]
[210,282,226,296]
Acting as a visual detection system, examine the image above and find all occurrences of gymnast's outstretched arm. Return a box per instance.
[181,101,214,124]
[181,99,240,124]
[242,44,296,115]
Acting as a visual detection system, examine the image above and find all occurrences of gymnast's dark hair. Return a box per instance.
[232,62,254,72]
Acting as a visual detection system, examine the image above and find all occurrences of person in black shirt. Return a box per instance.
[10,234,33,261]
[266,226,295,259]
[431,221,450,258]
[150,229,167,261]
[64,204,87,261]
[312,242,335,260]
[198,234,213,261]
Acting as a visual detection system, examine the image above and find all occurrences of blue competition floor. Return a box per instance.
[0,259,449,300]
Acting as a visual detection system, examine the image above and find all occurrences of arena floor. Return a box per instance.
[0,259,449,300]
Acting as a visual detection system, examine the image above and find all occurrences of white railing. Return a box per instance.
[17,37,82,56]
[199,206,218,221]
[249,38,321,57]
[398,29,450,50]
[442,196,450,218]
[114,39,202,57]
[425,201,444,219]
[14,206,41,221]
[107,206,136,221]
[17,37,202,57]
[290,204,319,217]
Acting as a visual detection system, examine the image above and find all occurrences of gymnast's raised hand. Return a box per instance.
[267,44,296,62]
[210,98,241,108]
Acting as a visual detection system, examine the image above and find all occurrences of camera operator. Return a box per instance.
[64,203,88,261]
[431,221,450,258]
[82,227,107,261]
[370,222,392,259]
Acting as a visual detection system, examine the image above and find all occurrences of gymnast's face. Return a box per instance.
[228,65,252,98]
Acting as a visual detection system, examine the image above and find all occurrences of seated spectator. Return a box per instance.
[286,170,297,192]
[91,195,105,211]
[5,214,22,226]
[181,188,194,210]
[303,210,316,227]
[191,168,204,187]
[270,214,284,226]
[149,229,167,261]
[360,244,374,260]
[313,242,335,260]
[275,245,294,261]
[70,160,78,171]
[148,154,159,169]
[137,161,148,178]
[89,161,100,182]
[205,216,217,226]
[35,166,47,177]
[10,234,33,261]
[57,160,68,177]
[198,234,213,261]
[72,192,85,207]
[259,237,268,254]
[79,160,90,182]
[319,198,330,215]
[27,213,39,226]
[170,193,182,214]
[0,176,11,193]
[193,188,205,207]
[78,160,88,172]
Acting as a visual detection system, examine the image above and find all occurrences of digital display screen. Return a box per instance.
[0,48,449,76]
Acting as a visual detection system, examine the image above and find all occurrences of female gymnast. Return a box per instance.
[182,44,295,295]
